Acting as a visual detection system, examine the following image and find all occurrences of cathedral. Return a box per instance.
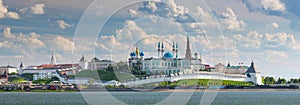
[128,36,204,75]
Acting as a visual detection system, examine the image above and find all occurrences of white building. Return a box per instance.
[33,72,55,80]
[128,36,263,85]
[20,52,80,81]
[245,61,263,85]
[79,55,88,70]
[225,63,248,74]
[129,36,205,75]
[0,65,18,74]
[88,58,114,70]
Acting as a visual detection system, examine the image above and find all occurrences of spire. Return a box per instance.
[172,42,175,49]
[158,42,161,57]
[80,55,85,62]
[161,42,164,58]
[176,42,178,58]
[158,42,160,49]
[245,61,256,73]
[50,50,57,65]
[172,42,175,58]
[227,62,230,67]
[185,35,192,59]
[135,47,139,58]
[19,62,23,68]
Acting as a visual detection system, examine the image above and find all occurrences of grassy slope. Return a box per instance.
[75,70,137,81]
[75,71,254,86]
[144,79,254,87]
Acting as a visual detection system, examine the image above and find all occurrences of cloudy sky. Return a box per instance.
[0,0,300,79]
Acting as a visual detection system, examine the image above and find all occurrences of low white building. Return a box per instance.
[33,72,55,80]
[105,80,121,86]
[88,58,114,70]
[0,65,18,74]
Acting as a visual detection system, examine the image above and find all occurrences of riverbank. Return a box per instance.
[0,90,79,92]
[1,88,300,92]
[76,88,300,92]
[149,88,300,92]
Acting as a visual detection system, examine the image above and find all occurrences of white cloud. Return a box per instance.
[30,3,45,15]
[194,6,211,20]
[0,0,20,19]
[2,27,45,48]
[222,7,246,31]
[129,9,138,17]
[57,20,72,29]
[0,0,8,18]
[266,22,279,29]
[165,0,187,17]
[233,31,299,51]
[138,0,188,18]
[264,50,287,60]
[18,8,28,14]
[261,0,286,12]
[145,1,157,13]
[3,27,15,38]
[115,20,148,44]
[5,12,20,19]
[52,36,74,52]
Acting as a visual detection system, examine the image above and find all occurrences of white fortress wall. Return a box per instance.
[123,72,250,86]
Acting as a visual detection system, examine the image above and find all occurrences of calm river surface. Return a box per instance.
[0,91,300,105]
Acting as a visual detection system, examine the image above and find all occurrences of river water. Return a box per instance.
[0,91,300,105]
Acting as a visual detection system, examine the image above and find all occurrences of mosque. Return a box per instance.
[128,36,263,85]
[129,36,205,75]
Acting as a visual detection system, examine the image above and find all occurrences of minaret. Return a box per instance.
[172,42,175,58]
[176,42,178,58]
[50,50,57,65]
[161,42,164,58]
[158,42,161,57]
[185,36,192,59]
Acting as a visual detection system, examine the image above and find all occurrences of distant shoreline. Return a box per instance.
[77,88,300,92]
[1,88,300,92]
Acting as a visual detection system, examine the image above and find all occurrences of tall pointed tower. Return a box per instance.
[79,55,88,69]
[185,36,192,59]
[245,61,263,85]
[50,50,57,65]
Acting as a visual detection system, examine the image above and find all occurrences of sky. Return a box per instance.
[0,0,300,79]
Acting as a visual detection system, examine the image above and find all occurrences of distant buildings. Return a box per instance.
[128,36,263,85]
[0,65,17,74]
[0,68,8,82]
[87,58,114,70]
[213,63,249,74]
[129,36,205,75]
[20,52,80,80]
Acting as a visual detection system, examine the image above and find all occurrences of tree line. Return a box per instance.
[263,76,300,84]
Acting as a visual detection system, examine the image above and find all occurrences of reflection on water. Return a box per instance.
[0,92,300,105]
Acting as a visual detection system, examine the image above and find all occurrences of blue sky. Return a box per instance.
[0,0,300,79]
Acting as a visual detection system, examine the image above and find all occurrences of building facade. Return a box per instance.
[129,36,205,75]
[0,65,17,74]
[88,58,114,70]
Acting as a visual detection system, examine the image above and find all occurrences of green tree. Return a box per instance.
[263,76,275,84]
[106,65,114,71]
[276,78,286,84]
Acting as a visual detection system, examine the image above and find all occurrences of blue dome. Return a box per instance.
[140,52,144,56]
[163,52,173,58]
[130,52,136,56]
